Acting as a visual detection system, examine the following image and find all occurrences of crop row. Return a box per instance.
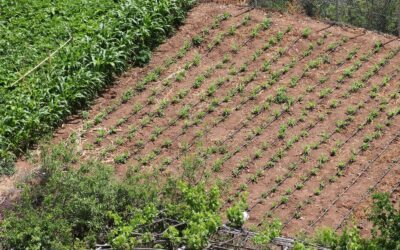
[217,36,375,203]
[250,49,399,209]
[101,16,277,166]
[261,68,400,228]
[101,19,293,167]
[265,68,400,231]
[80,13,257,157]
[161,26,339,177]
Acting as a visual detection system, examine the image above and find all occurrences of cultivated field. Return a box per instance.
[20,3,400,237]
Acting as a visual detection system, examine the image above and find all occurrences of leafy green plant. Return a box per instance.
[302,27,312,38]
[0,0,196,172]
[227,198,248,228]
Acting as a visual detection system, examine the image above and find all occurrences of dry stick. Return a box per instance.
[389,177,400,195]
[334,159,400,231]
[307,130,400,230]
[263,69,400,215]
[8,36,72,88]
[234,7,255,18]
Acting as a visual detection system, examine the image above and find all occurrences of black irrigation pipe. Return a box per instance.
[282,70,400,229]
[95,15,264,159]
[307,129,400,230]
[223,33,370,165]
[109,20,282,163]
[166,24,334,167]
[132,26,296,164]
[224,35,374,204]
[334,159,400,231]
[265,68,400,216]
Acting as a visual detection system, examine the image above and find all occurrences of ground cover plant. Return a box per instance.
[0,0,195,174]
[1,2,400,249]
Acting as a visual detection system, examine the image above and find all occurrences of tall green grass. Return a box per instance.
[0,0,195,173]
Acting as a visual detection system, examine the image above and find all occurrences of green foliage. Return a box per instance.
[227,196,248,228]
[0,143,220,249]
[252,220,282,246]
[369,192,400,248]
[311,192,400,249]
[0,144,125,249]
[109,180,221,250]
[314,227,367,249]
[0,0,195,172]
[255,0,399,36]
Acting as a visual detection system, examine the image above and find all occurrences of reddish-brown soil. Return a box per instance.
[1,2,400,237]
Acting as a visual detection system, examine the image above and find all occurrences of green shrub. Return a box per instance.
[0,143,221,249]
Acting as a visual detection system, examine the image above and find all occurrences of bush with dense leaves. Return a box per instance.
[0,143,221,249]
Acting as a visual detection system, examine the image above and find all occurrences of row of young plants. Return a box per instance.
[242,44,392,204]
[334,153,400,231]
[82,12,246,159]
[79,11,233,142]
[106,15,270,159]
[109,22,291,168]
[131,29,293,169]
[259,71,400,227]
[306,104,400,231]
[297,77,399,220]
[273,67,400,230]
[227,41,391,202]
[106,16,276,165]
[305,112,400,232]
[161,26,329,177]
[165,27,308,171]
[259,46,399,201]
[0,0,196,174]
[206,34,344,184]
[148,26,316,175]
[94,11,245,135]
[223,55,388,219]
[215,36,360,203]
[75,11,234,162]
